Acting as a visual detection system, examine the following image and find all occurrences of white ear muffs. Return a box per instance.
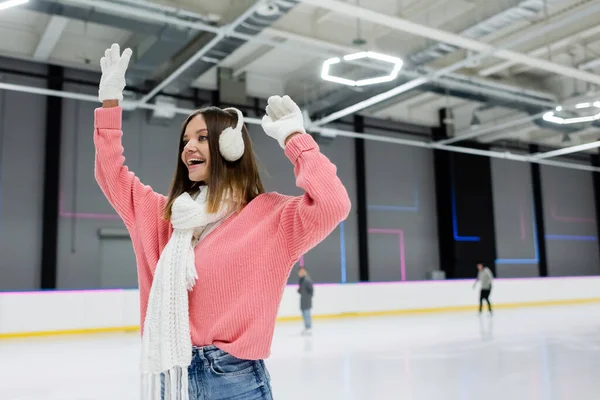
[219,107,245,162]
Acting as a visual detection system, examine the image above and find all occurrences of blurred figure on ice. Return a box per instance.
[473,263,493,315]
[298,267,314,335]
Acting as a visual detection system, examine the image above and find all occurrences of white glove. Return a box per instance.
[98,43,132,102]
[261,95,307,148]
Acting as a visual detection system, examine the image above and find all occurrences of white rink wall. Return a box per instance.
[1,276,600,337]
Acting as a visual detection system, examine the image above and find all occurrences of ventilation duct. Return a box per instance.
[409,0,565,65]
[151,0,299,96]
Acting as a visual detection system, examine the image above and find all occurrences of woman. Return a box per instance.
[297,267,314,335]
[94,44,350,400]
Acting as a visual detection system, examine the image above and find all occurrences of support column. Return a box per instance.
[40,65,64,289]
[590,152,600,264]
[529,144,548,277]
[354,115,370,281]
[433,109,497,278]
[432,109,454,277]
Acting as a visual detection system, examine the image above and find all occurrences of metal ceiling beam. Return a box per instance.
[436,111,548,145]
[33,15,69,61]
[480,25,600,77]
[138,32,226,104]
[530,139,600,160]
[0,79,597,173]
[300,0,600,85]
[309,126,600,172]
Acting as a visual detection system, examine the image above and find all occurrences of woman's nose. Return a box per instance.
[184,140,196,151]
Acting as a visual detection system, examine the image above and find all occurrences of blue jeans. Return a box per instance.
[301,309,312,329]
[161,345,273,400]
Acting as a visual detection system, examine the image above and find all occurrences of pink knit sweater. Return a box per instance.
[93,106,351,360]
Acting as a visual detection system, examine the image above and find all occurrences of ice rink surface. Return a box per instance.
[1,304,599,400]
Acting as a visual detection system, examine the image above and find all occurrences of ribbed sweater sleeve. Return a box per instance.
[93,106,167,231]
[93,106,169,288]
[279,133,352,261]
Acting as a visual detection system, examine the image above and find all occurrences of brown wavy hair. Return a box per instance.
[163,107,265,219]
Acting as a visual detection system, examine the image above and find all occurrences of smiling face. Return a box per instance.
[163,106,266,221]
[181,114,211,183]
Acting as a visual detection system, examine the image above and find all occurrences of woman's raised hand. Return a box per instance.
[261,95,307,148]
[98,43,132,103]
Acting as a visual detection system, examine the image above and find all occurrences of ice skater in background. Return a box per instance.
[298,267,314,335]
[473,263,494,315]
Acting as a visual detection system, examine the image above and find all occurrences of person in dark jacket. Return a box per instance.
[298,267,314,334]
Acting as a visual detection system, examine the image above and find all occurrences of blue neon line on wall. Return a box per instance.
[368,190,420,212]
[545,234,597,241]
[339,220,347,283]
[450,185,480,242]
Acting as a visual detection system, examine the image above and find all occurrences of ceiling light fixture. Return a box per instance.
[321,51,403,87]
[0,0,29,11]
[543,102,600,125]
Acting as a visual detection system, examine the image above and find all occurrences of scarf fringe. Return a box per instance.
[142,367,189,400]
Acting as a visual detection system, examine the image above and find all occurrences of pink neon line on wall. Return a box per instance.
[368,228,406,281]
[549,199,594,223]
[519,203,527,241]
[59,191,121,220]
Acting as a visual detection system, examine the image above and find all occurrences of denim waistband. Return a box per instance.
[190,345,228,363]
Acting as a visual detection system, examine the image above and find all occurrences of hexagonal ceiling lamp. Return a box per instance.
[543,101,600,124]
[321,51,403,87]
[0,0,29,11]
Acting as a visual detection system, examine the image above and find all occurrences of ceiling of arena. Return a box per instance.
[1,0,600,163]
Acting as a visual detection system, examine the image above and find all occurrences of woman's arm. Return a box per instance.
[261,95,351,261]
[94,44,167,234]
[94,102,166,231]
[278,133,351,260]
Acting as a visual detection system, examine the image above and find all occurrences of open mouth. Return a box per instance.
[187,158,206,167]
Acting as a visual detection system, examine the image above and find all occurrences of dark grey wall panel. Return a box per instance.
[491,157,539,278]
[0,74,47,291]
[541,164,600,277]
[364,129,439,282]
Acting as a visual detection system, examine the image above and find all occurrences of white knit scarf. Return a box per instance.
[140,187,231,400]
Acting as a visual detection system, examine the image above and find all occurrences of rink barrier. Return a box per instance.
[277,296,600,321]
[1,276,600,339]
[2,297,600,340]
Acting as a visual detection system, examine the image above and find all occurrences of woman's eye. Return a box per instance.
[199,136,208,141]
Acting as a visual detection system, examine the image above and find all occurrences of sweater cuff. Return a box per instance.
[284,133,319,162]
[94,106,123,130]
